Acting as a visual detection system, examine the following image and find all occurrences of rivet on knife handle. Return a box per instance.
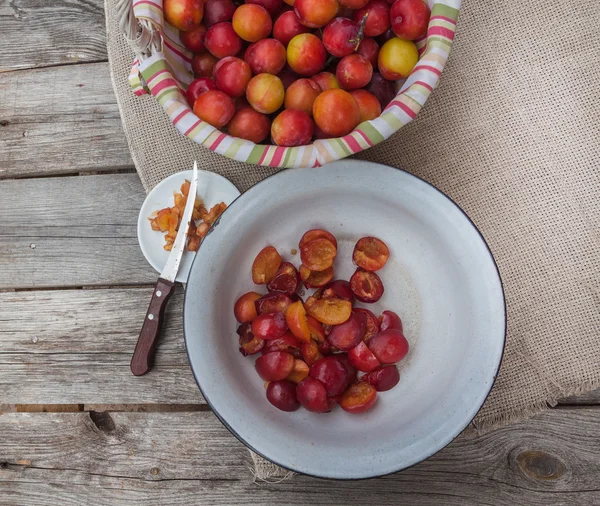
[131,278,175,376]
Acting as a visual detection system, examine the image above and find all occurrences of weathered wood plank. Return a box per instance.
[1,239,598,407]
[0,287,204,405]
[0,63,133,178]
[1,408,600,504]
[0,0,107,71]
[0,174,156,288]
[558,389,600,405]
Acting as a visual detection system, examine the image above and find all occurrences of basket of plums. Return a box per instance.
[126,0,460,167]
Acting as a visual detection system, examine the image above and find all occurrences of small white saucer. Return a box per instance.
[137,169,241,283]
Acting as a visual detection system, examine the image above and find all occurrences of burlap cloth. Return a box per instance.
[105,0,600,480]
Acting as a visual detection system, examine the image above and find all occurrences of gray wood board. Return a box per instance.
[0,174,156,288]
[0,63,133,178]
[1,408,600,505]
[1,283,598,406]
[0,287,203,405]
[0,0,107,71]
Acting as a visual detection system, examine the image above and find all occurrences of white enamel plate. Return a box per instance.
[184,160,505,479]
[137,169,241,283]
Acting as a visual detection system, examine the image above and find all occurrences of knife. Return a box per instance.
[131,162,200,376]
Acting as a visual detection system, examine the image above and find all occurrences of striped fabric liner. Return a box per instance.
[130,0,460,168]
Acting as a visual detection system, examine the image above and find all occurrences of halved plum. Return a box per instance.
[350,268,384,303]
[296,377,329,412]
[285,300,311,342]
[363,365,400,391]
[299,229,338,249]
[255,291,293,315]
[353,236,389,271]
[299,265,334,288]
[267,261,300,295]
[262,332,302,358]
[252,246,282,284]
[300,237,337,272]
[286,358,310,383]
[251,312,288,340]
[237,323,265,356]
[307,315,325,344]
[326,311,367,351]
[321,279,355,303]
[340,381,377,413]
[378,310,403,333]
[318,338,333,356]
[255,351,295,381]
[367,329,409,364]
[326,393,342,411]
[234,291,262,323]
[348,341,381,372]
[305,295,352,325]
[301,339,324,366]
[354,307,380,342]
[266,380,300,411]
[336,352,358,384]
[309,355,351,396]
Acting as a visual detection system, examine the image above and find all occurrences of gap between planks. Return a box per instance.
[2,168,136,181]
[0,404,210,414]
[0,59,109,75]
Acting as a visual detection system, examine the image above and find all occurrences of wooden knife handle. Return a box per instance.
[131,278,175,376]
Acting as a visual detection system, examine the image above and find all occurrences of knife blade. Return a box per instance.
[160,163,199,282]
[131,162,199,376]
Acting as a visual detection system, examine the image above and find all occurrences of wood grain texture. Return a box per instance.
[1,408,600,505]
[0,287,203,405]
[0,0,107,71]
[0,63,133,178]
[0,174,156,288]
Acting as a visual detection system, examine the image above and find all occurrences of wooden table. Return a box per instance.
[1,2,599,504]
